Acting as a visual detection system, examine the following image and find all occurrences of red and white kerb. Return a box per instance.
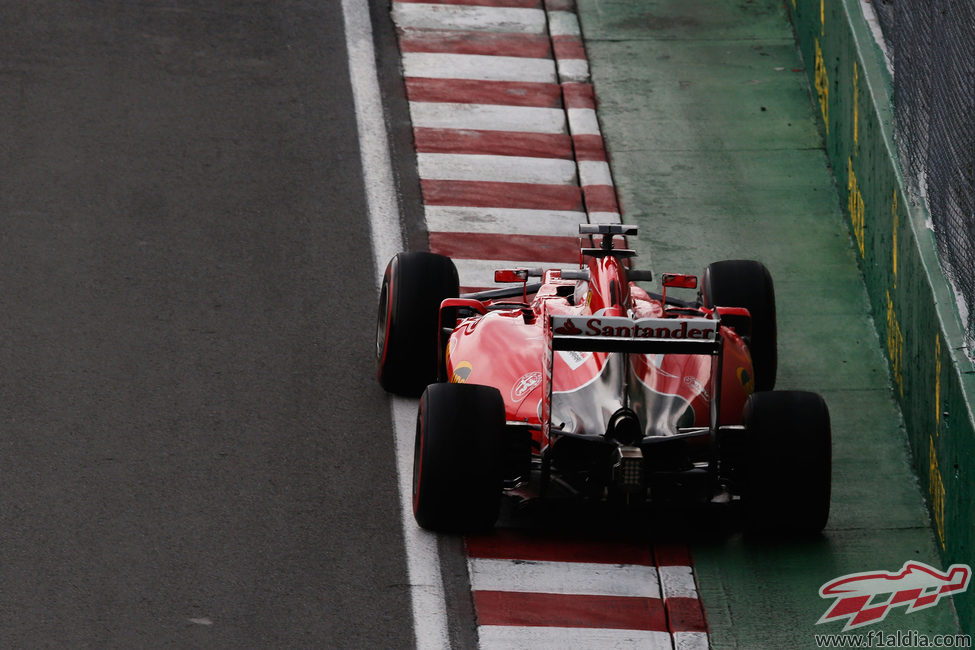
[391,0,620,291]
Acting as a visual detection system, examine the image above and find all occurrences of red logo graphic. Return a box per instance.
[554,319,582,335]
[818,561,971,631]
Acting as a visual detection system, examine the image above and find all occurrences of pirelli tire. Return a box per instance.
[701,259,777,392]
[741,391,832,535]
[376,252,459,397]
[413,383,504,533]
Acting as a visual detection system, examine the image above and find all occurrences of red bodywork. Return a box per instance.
[441,252,755,461]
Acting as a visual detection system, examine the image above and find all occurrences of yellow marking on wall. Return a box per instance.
[848,158,865,256]
[929,436,946,550]
[886,290,904,397]
[852,61,859,147]
[935,333,942,431]
[815,39,829,134]
[892,188,898,289]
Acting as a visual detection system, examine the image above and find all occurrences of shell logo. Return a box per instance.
[737,367,754,394]
[450,361,473,384]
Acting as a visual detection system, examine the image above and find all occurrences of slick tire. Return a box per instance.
[701,259,777,391]
[376,252,459,397]
[413,383,504,533]
[742,391,832,535]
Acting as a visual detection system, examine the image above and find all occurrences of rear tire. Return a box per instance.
[376,252,458,396]
[741,391,831,534]
[701,259,777,391]
[413,383,505,532]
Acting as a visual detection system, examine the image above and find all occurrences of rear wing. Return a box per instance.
[550,315,721,355]
[542,315,724,439]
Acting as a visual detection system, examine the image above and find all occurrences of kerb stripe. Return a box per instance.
[402,52,555,83]
[409,102,566,134]
[392,4,547,35]
[406,78,562,107]
[469,558,661,597]
[424,206,586,236]
[573,134,609,161]
[478,626,673,649]
[582,184,620,214]
[552,34,586,60]
[399,30,551,58]
[666,596,709,633]
[466,530,655,565]
[474,591,668,631]
[429,231,578,261]
[414,128,573,159]
[421,179,583,211]
[395,0,540,7]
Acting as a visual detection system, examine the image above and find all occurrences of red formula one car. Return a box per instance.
[376,225,831,534]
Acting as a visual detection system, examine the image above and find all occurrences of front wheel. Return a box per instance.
[376,252,458,396]
[413,383,505,532]
[741,391,831,535]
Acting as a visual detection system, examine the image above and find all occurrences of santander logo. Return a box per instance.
[552,316,717,341]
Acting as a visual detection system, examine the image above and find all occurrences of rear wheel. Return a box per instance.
[701,259,777,391]
[741,391,831,534]
[413,383,505,532]
[376,252,458,396]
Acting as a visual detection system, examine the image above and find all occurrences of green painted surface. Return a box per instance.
[577,0,969,646]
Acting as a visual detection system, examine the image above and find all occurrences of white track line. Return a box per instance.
[403,52,557,83]
[392,3,547,34]
[469,558,661,597]
[342,3,448,650]
[479,626,673,650]
[409,102,567,134]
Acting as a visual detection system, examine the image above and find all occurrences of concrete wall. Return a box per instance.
[788,0,975,633]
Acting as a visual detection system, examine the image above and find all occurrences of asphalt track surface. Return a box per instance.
[0,2,419,647]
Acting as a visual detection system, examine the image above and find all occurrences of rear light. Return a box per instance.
[620,447,644,488]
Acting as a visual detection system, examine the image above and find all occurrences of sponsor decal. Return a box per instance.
[450,361,473,384]
[554,319,583,335]
[683,376,711,402]
[511,371,542,402]
[552,316,717,341]
[817,561,971,631]
[736,367,754,393]
[560,350,592,370]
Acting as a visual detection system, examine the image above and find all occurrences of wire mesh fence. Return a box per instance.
[871,0,975,351]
